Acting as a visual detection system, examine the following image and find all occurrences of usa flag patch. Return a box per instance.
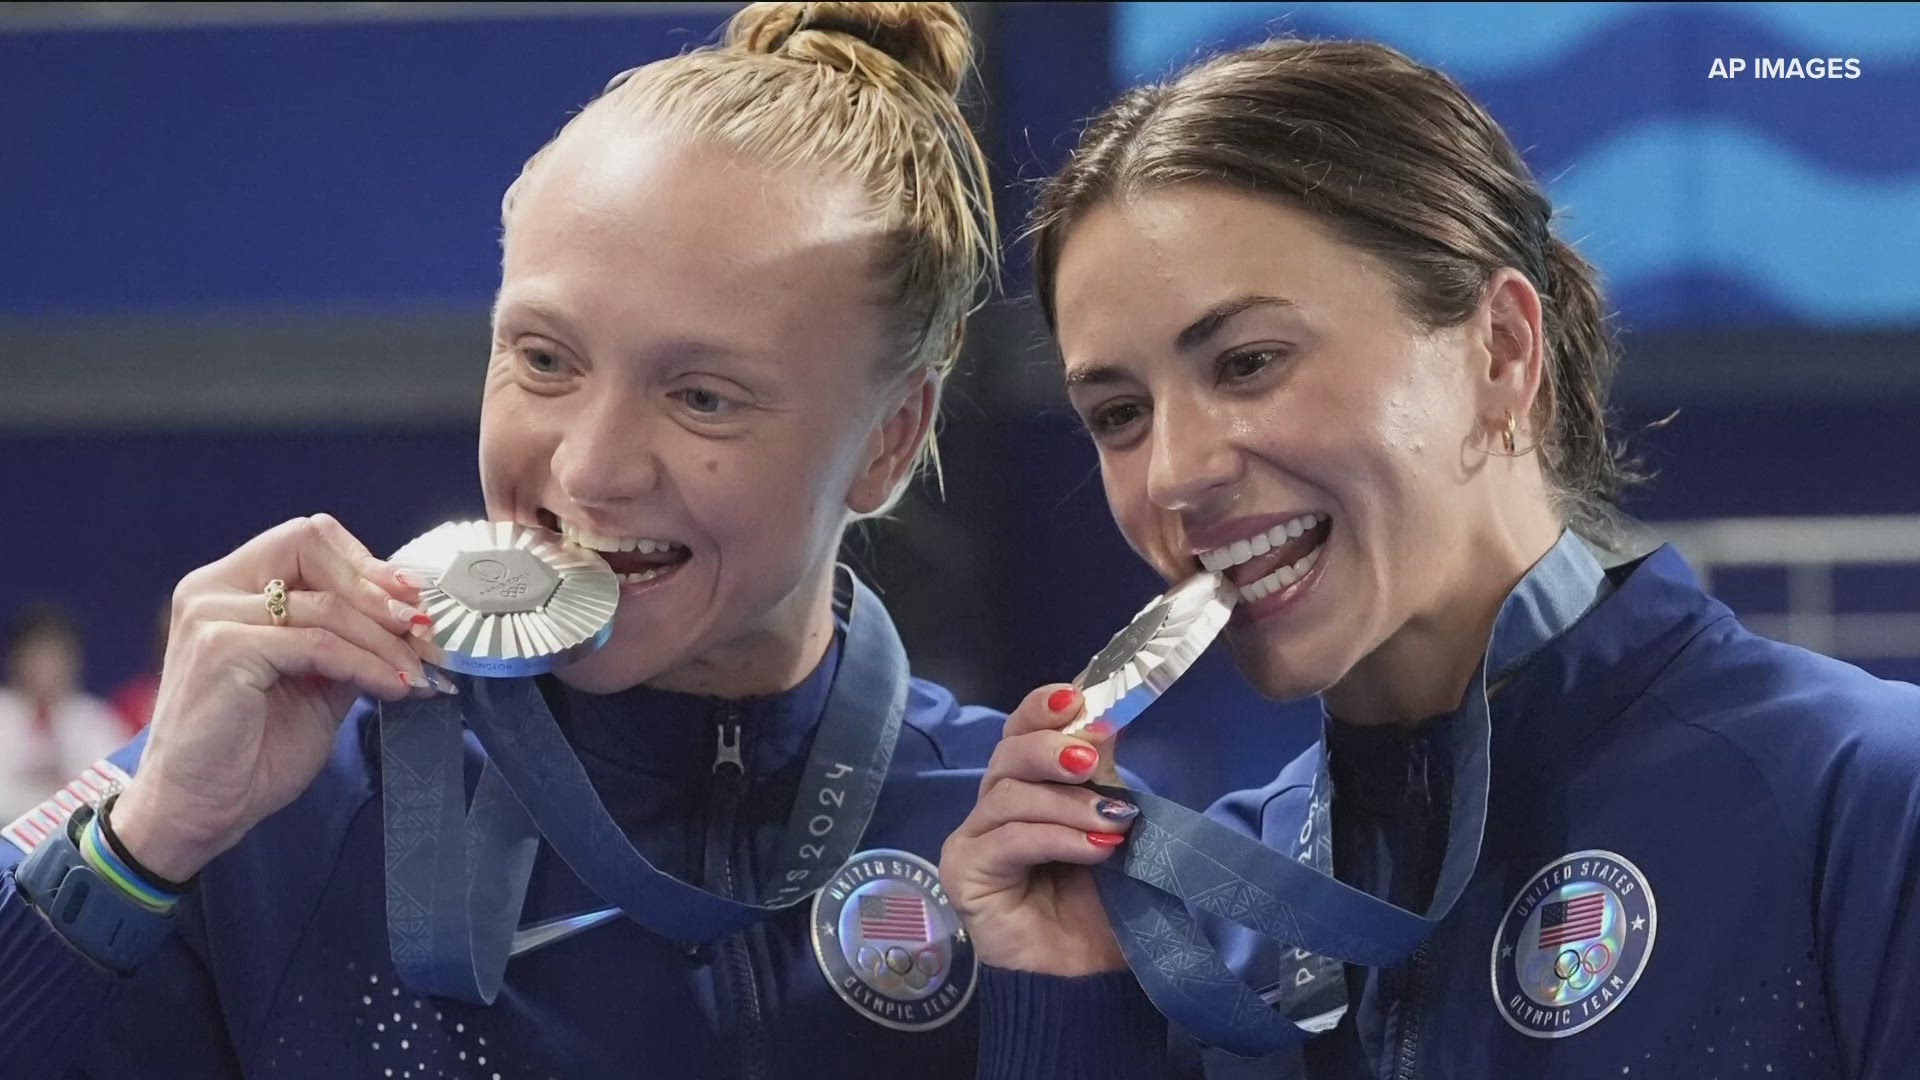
[3,759,132,855]
[1492,849,1657,1038]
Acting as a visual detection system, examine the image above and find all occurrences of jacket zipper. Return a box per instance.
[1391,740,1435,1080]
[1391,940,1431,1080]
[706,713,766,1080]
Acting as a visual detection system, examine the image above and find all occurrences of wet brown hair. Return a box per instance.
[1029,39,1643,543]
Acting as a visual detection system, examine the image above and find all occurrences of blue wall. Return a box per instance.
[0,13,726,316]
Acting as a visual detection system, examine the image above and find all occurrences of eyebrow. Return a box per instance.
[1174,294,1296,352]
[492,293,776,371]
[1063,363,1128,388]
[491,294,579,339]
[1063,293,1298,389]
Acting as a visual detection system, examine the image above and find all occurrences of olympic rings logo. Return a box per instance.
[1552,942,1614,990]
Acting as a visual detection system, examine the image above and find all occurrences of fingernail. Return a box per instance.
[1087,832,1126,848]
[399,670,430,690]
[393,568,433,590]
[423,668,458,695]
[1095,799,1139,823]
[388,599,428,626]
[1046,687,1077,714]
[1059,744,1098,774]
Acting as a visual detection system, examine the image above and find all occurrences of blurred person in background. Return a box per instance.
[942,36,1920,1080]
[0,4,1009,1077]
[0,604,124,824]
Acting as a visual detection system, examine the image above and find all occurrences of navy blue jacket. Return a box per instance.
[1,646,1004,1079]
[980,547,1920,1079]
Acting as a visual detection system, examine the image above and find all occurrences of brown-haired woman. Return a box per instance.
[940,38,1920,1079]
[0,5,1006,1077]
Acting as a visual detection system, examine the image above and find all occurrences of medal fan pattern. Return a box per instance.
[390,520,619,678]
[1065,572,1237,738]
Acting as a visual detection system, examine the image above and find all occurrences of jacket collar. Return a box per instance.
[542,633,843,780]
[1486,544,1732,775]
[1326,529,1611,820]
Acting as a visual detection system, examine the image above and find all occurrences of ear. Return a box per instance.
[845,372,938,516]
[1478,268,1546,433]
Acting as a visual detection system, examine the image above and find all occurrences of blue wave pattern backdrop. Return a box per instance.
[1114,2,1920,328]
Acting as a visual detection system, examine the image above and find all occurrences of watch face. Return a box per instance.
[390,520,619,678]
[1067,572,1236,737]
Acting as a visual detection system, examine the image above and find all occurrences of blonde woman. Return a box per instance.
[0,5,1005,1077]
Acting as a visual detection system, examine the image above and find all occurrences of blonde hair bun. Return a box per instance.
[727,2,972,95]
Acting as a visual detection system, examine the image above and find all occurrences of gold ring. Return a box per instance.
[264,579,289,627]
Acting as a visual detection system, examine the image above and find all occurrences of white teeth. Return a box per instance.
[558,518,682,556]
[1198,512,1327,572]
[1237,543,1322,603]
[616,567,671,585]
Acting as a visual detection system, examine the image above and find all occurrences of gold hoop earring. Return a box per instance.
[1502,412,1518,455]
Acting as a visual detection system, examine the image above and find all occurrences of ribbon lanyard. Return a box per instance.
[1093,531,1608,1055]
[378,569,909,1004]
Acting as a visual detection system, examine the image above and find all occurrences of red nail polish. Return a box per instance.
[1059,744,1098,774]
[1046,687,1077,714]
[410,613,432,627]
[1087,832,1126,848]
[397,670,410,688]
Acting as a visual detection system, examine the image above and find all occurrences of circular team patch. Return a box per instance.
[811,848,975,1032]
[1491,849,1657,1039]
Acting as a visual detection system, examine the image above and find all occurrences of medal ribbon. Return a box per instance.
[1091,531,1608,1055]
[378,568,908,1003]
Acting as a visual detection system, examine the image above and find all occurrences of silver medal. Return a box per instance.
[389,520,619,678]
[1063,572,1237,738]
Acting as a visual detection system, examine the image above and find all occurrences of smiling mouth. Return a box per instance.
[1196,512,1332,603]
[537,508,692,585]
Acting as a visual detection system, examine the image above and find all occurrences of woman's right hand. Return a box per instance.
[940,684,1138,976]
[109,514,447,882]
